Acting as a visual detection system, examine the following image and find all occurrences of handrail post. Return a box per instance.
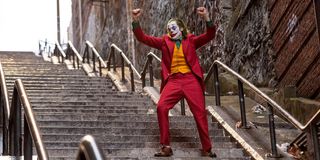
[0,63,10,155]
[92,53,96,72]
[99,60,102,76]
[86,46,90,64]
[9,88,22,156]
[53,46,56,57]
[66,47,69,59]
[58,49,61,63]
[141,73,146,88]
[267,103,281,158]
[180,99,185,115]
[121,56,125,82]
[238,80,249,128]
[48,46,51,57]
[213,64,221,106]
[82,45,86,63]
[15,79,48,160]
[308,121,320,160]
[77,57,80,69]
[130,67,135,92]
[107,48,111,71]
[67,47,70,59]
[112,47,116,72]
[1,95,9,155]
[149,56,154,87]
[24,116,33,160]
[72,50,76,69]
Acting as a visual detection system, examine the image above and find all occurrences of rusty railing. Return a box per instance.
[5,78,48,159]
[53,41,66,63]
[76,135,105,160]
[106,43,141,92]
[83,41,107,77]
[140,52,161,88]
[1,62,48,159]
[204,59,320,158]
[0,62,10,155]
[66,41,83,69]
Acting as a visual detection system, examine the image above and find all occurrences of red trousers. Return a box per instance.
[157,72,212,151]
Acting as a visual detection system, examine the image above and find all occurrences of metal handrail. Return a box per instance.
[9,79,48,160]
[204,59,320,157]
[83,41,107,76]
[106,43,141,91]
[0,62,10,154]
[205,60,320,130]
[66,41,83,69]
[140,52,161,88]
[53,41,66,63]
[110,44,141,78]
[76,135,105,160]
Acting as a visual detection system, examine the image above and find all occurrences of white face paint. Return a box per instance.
[167,21,182,40]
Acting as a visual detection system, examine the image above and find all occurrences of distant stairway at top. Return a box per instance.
[0,51,251,159]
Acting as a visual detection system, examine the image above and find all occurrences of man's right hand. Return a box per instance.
[132,8,142,21]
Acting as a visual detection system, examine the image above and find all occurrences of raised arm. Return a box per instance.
[193,7,217,49]
[132,9,162,50]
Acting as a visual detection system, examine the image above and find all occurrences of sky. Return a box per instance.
[0,0,71,52]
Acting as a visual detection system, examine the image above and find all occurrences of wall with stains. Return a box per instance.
[222,0,274,86]
[70,0,279,91]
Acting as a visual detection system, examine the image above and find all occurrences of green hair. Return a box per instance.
[167,18,189,39]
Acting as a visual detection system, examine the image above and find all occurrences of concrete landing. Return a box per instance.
[205,95,301,159]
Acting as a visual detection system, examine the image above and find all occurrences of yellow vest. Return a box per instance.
[170,44,191,74]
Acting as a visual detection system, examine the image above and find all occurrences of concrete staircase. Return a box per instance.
[0,52,251,159]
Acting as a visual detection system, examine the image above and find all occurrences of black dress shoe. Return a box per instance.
[201,150,217,158]
[154,146,173,157]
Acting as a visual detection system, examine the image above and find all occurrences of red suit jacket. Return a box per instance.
[133,23,216,92]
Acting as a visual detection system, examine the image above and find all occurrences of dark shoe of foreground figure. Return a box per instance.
[201,149,217,158]
[154,146,173,157]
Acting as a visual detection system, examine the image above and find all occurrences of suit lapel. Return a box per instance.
[164,36,175,60]
[182,38,189,60]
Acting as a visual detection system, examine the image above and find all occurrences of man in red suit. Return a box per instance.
[132,7,217,158]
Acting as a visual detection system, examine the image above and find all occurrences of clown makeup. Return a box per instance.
[167,21,182,40]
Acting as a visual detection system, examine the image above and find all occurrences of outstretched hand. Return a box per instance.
[197,7,210,21]
[132,8,142,21]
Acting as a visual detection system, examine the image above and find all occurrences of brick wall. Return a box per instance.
[269,0,320,99]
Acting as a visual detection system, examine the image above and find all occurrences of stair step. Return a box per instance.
[43,148,247,159]
[39,126,223,136]
[35,114,200,122]
[30,101,152,106]
[41,134,230,143]
[7,85,113,89]
[29,97,149,102]
[43,141,237,149]
[34,108,149,115]
[32,103,152,108]
[26,95,143,99]
[6,82,113,86]
[4,74,88,78]
[19,90,118,94]
[37,120,219,129]
[5,76,112,81]
[34,109,149,114]
[6,81,113,86]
